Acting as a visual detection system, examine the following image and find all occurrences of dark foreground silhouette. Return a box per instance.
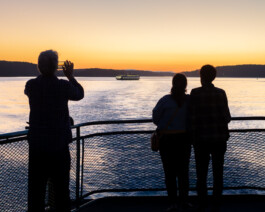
[25,50,84,212]
[153,74,192,211]
[190,65,231,210]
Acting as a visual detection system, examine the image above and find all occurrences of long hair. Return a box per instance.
[170,73,187,107]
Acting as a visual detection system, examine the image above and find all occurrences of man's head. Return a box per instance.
[38,50,58,76]
[200,64,216,85]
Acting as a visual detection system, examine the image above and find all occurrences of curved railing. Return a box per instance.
[0,117,265,212]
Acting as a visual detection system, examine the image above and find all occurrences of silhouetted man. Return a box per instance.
[190,65,231,211]
[25,50,84,212]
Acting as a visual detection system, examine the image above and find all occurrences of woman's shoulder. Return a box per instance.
[161,94,172,100]
[162,94,190,105]
[158,94,173,103]
[154,94,172,108]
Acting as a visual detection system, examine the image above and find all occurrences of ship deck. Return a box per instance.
[1,117,265,212]
[78,195,265,212]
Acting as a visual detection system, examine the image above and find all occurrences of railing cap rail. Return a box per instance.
[0,116,264,140]
[73,116,265,128]
[0,130,28,139]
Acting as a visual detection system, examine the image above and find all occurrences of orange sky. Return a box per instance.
[1,0,265,72]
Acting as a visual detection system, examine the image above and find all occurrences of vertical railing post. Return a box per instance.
[80,138,85,198]
[75,126,81,209]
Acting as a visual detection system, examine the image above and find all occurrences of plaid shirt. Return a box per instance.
[25,75,84,150]
[190,84,231,142]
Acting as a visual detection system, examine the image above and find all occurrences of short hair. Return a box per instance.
[200,64,216,83]
[38,50,58,76]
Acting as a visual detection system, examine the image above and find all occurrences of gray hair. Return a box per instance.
[38,50,58,76]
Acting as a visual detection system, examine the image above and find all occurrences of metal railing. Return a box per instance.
[0,117,264,212]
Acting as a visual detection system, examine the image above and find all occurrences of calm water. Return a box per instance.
[0,77,264,212]
[0,77,264,133]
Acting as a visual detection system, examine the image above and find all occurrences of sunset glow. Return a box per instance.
[1,0,265,72]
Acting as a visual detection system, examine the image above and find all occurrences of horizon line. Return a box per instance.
[1,60,265,73]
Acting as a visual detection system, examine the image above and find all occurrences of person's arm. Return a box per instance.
[63,60,84,101]
[189,90,196,126]
[185,95,192,130]
[24,80,31,97]
[223,91,231,123]
[189,90,198,142]
[152,96,166,126]
[67,77,84,101]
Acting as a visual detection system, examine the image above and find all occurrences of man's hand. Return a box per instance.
[63,60,74,80]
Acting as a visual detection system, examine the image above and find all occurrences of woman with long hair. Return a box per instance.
[152,73,191,211]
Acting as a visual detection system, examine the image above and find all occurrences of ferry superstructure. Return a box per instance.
[116,75,140,80]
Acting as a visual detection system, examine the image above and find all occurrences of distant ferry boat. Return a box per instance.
[116,75,140,80]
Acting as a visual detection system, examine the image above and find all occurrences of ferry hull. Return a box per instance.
[116,75,140,80]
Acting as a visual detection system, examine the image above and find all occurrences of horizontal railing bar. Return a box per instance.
[74,129,265,141]
[0,116,264,142]
[73,119,153,128]
[229,129,265,132]
[0,130,28,139]
[231,116,265,120]
[1,127,265,143]
[73,117,265,128]
[81,186,265,199]
[79,130,154,140]
[1,128,264,145]
[223,186,265,191]
[0,136,28,145]
[82,188,167,199]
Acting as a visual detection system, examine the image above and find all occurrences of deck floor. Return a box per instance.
[77,195,265,212]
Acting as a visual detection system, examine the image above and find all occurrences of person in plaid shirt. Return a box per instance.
[25,50,84,212]
[190,65,231,211]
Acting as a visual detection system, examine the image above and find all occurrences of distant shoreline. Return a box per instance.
[0,61,265,78]
[1,76,264,79]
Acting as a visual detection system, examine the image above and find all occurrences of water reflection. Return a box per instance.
[0,77,264,133]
